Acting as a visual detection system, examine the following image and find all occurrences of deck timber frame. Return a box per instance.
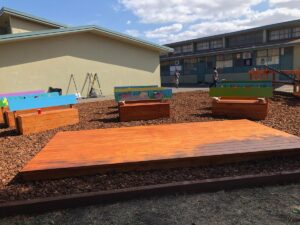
[1,170,300,218]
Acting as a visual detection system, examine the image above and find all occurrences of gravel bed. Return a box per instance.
[0,91,299,202]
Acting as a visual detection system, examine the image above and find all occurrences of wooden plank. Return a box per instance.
[20,120,300,180]
[7,92,59,101]
[114,87,162,92]
[114,85,158,91]
[115,89,172,102]
[8,94,77,111]
[119,102,170,122]
[114,87,164,101]
[1,170,300,217]
[217,81,273,88]
[209,87,273,98]
[0,90,44,98]
[118,99,164,107]
[4,106,68,128]
[3,92,59,108]
[17,108,79,135]
[0,106,8,124]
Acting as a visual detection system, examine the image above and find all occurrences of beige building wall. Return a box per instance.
[294,46,300,69]
[0,32,161,96]
[9,16,56,34]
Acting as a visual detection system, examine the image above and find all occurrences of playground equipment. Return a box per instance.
[209,81,273,120]
[7,94,79,135]
[81,73,103,98]
[248,66,300,97]
[114,86,172,122]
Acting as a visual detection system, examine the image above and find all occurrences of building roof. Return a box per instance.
[0,7,67,28]
[166,19,300,46]
[0,25,173,53]
[161,38,300,60]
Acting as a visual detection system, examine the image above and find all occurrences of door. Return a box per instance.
[197,59,206,83]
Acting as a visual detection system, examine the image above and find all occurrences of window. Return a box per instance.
[243,52,252,59]
[216,54,233,69]
[257,50,267,57]
[234,52,252,67]
[182,44,193,53]
[293,27,300,37]
[210,39,223,49]
[268,48,279,56]
[184,58,198,75]
[227,32,263,47]
[269,29,291,41]
[160,61,170,76]
[169,60,182,75]
[173,46,181,54]
[256,48,280,66]
[196,41,209,51]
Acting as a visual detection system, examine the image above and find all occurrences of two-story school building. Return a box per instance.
[160,19,300,84]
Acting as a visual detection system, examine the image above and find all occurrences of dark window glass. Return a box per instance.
[228,32,263,47]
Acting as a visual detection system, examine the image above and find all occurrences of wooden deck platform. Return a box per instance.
[20,120,300,180]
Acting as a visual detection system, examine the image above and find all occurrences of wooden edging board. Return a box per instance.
[1,170,300,218]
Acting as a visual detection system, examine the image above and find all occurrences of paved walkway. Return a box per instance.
[2,183,300,224]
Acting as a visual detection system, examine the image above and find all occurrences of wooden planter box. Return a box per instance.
[16,108,79,135]
[4,106,67,127]
[0,106,8,124]
[119,101,170,122]
[294,84,300,98]
[212,98,268,120]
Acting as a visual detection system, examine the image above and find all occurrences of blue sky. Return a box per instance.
[0,0,300,44]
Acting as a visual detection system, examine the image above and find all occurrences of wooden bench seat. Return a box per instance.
[114,87,172,102]
[7,94,79,135]
[4,106,67,127]
[16,108,79,135]
[119,101,170,122]
[209,81,273,120]
[212,98,268,120]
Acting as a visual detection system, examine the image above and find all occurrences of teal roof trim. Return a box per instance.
[0,7,67,28]
[0,25,173,53]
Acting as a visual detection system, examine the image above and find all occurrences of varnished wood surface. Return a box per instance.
[0,107,8,124]
[17,108,79,135]
[119,102,170,122]
[4,106,67,127]
[212,100,268,120]
[21,120,300,180]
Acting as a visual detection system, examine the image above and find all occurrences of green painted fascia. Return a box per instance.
[0,7,67,28]
[209,87,273,98]
[0,25,173,53]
